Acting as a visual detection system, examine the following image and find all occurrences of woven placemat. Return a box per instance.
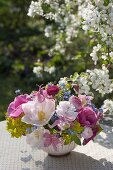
[0,121,113,170]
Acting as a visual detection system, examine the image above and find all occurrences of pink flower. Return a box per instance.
[7,95,31,118]
[78,107,98,127]
[81,127,93,139]
[69,96,82,111]
[78,95,93,106]
[49,116,70,130]
[33,88,53,102]
[43,132,61,150]
[22,98,55,126]
[26,127,45,149]
[47,85,60,96]
[33,88,48,102]
[56,101,78,121]
[83,127,99,145]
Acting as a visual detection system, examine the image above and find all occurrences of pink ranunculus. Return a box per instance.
[7,95,31,118]
[69,96,82,111]
[78,107,98,127]
[43,132,61,150]
[47,85,60,96]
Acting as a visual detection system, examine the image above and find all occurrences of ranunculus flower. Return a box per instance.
[69,96,82,111]
[22,98,55,126]
[78,107,98,127]
[56,101,78,121]
[43,132,61,150]
[7,95,31,118]
[47,85,60,96]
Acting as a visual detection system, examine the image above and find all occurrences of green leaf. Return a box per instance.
[104,0,109,6]
[71,72,79,81]
[71,135,81,145]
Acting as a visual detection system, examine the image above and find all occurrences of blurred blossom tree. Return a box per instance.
[27,0,113,114]
[0,0,113,120]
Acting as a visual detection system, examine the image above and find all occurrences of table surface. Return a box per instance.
[0,121,113,170]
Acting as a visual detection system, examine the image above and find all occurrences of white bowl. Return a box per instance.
[42,142,76,156]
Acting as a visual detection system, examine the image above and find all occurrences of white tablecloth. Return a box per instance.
[0,121,113,170]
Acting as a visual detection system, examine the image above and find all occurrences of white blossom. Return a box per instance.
[28,0,80,55]
[44,66,55,74]
[27,1,43,17]
[109,52,113,60]
[102,99,113,115]
[77,76,90,95]
[90,44,101,65]
[33,66,43,78]
[87,66,113,95]
[44,26,53,37]
[79,0,113,46]
[58,77,68,86]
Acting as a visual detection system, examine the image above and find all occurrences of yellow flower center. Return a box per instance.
[38,111,45,121]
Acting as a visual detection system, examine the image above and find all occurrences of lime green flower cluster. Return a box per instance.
[62,121,84,145]
[6,116,32,138]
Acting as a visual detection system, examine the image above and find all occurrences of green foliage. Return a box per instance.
[71,135,81,145]
[104,0,110,6]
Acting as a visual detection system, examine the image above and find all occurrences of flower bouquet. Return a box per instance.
[6,77,103,156]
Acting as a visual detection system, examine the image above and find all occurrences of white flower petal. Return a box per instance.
[22,98,55,126]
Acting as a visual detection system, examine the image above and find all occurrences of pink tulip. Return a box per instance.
[7,95,31,118]
[22,98,55,126]
[78,107,98,127]
[33,88,53,102]
[81,127,93,139]
[83,127,99,145]
[69,96,82,111]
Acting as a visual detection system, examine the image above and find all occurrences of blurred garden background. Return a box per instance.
[0,0,113,123]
